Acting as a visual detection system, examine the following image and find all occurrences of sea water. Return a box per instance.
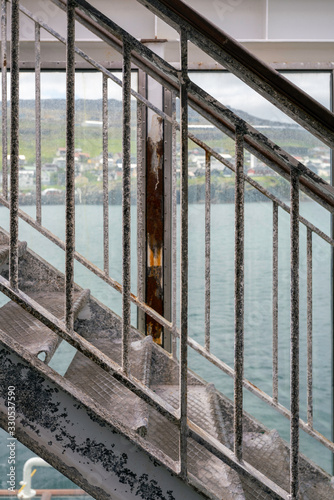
[0,200,332,492]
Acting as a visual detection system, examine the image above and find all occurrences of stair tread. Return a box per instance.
[0,290,88,362]
[148,384,246,499]
[152,384,220,440]
[150,384,334,500]
[64,336,153,434]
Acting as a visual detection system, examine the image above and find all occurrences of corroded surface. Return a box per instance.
[146,119,164,345]
[0,231,333,498]
[0,342,204,500]
[64,337,153,435]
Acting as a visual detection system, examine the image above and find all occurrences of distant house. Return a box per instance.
[19,169,35,188]
[42,163,59,185]
[56,147,66,157]
[7,154,26,166]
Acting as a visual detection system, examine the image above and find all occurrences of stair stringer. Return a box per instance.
[0,331,206,500]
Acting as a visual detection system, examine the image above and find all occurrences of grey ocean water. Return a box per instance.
[0,200,332,491]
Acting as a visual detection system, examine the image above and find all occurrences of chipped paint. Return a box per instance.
[0,342,204,500]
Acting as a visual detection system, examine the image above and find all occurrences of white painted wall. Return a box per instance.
[15,0,334,66]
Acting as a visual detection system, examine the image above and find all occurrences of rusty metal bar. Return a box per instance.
[35,22,42,225]
[179,29,188,478]
[273,202,279,404]
[205,151,211,351]
[65,0,76,331]
[145,71,164,346]
[137,70,146,334]
[1,0,8,200]
[137,100,145,303]
[171,92,177,359]
[102,73,109,275]
[163,86,173,353]
[307,227,313,427]
[290,170,300,500]
[9,0,19,290]
[234,128,245,462]
[122,39,131,376]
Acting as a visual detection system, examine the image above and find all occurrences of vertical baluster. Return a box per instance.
[172,94,177,359]
[1,0,8,200]
[290,169,300,499]
[137,99,145,304]
[9,0,20,290]
[273,201,279,403]
[179,29,188,478]
[205,151,211,351]
[136,71,146,334]
[102,74,109,275]
[35,23,42,225]
[65,0,75,331]
[234,127,244,462]
[307,227,313,427]
[122,39,131,376]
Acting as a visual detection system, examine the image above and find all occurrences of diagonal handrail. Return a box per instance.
[50,0,334,213]
[136,0,334,150]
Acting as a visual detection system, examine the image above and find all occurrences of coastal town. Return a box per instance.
[0,141,330,205]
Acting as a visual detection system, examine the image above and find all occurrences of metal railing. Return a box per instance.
[1,0,334,498]
[0,490,88,498]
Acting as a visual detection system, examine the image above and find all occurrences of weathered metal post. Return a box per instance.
[138,40,172,350]
[1,0,8,201]
[9,0,20,290]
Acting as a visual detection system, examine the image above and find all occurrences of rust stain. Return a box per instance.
[146,120,164,346]
[148,238,163,268]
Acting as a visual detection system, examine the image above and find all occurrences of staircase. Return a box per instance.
[1,229,333,499]
[1,0,334,498]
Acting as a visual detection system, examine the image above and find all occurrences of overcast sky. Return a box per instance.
[2,70,331,124]
[190,71,331,124]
